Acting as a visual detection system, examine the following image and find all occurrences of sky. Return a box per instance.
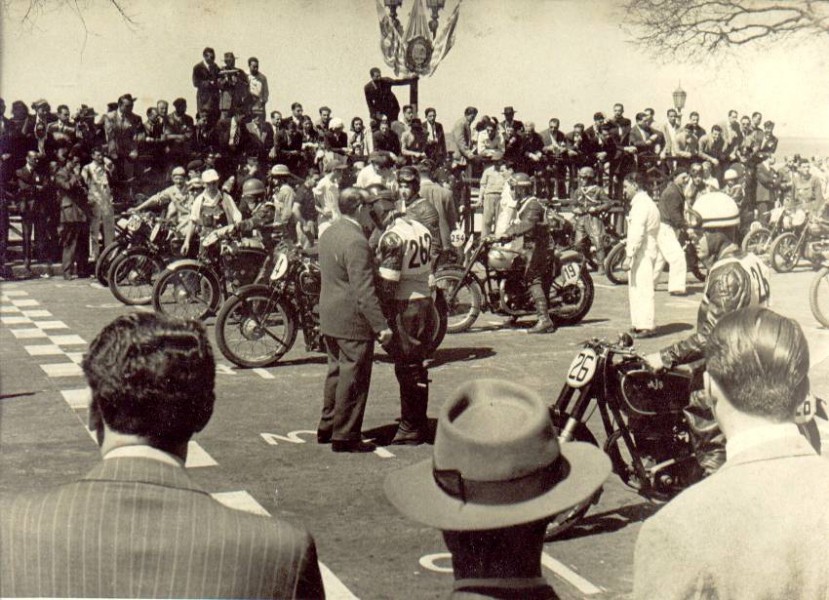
[2,0,828,141]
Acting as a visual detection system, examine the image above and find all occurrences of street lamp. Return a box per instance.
[425,0,446,38]
[384,0,403,31]
[672,82,687,116]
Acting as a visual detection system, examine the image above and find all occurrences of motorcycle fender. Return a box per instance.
[231,284,299,322]
[436,265,486,294]
[163,258,205,272]
[557,249,585,264]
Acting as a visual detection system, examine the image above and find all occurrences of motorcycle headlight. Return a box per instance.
[126,214,143,232]
[117,217,130,229]
[270,253,289,281]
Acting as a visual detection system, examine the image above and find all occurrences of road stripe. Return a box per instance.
[10,298,40,307]
[593,283,617,290]
[373,447,395,459]
[40,362,84,378]
[25,344,65,356]
[252,368,275,380]
[61,388,91,410]
[209,491,359,599]
[541,552,604,595]
[0,305,22,313]
[216,364,237,376]
[3,290,28,297]
[10,328,48,339]
[35,320,69,330]
[65,352,85,364]
[48,334,86,345]
[185,441,218,468]
[22,310,52,318]
[0,316,33,324]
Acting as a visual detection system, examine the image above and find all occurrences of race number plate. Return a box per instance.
[450,229,467,249]
[795,394,816,425]
[566,347,598,388]
[561,261,582,285]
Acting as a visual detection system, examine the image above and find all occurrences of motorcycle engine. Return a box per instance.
[805,240,829,260]
[499,276,531,314]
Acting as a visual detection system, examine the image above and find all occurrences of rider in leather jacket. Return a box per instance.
[571,166,614,273]
[645,191,771,474]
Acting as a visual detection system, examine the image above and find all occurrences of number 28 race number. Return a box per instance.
[566,347,598,388]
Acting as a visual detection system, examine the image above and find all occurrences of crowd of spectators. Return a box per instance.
[2,47,828,281]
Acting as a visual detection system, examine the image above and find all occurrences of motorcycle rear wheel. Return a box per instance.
[544,413,602,541]
[769,232,799,273]
[215,288,297,368]
[108,250,164,306]
[809,266,829,328]
[604,241,628,285]
[549,257,595,325]
[152,265,221,321]
[433,269,481,334]
[424,289,449,357]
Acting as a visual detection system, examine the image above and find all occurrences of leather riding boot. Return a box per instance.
[527,284,556,334]
[392,363,430,445]
[684,389,726,475]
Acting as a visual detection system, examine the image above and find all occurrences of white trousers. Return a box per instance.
[653,224,687,293]
[629,249,656,330]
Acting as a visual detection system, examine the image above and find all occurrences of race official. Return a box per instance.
[621,173,660,338]
[318,188,392,453]
[653,169,689,295]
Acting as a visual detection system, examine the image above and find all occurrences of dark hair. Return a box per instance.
[667,109,677,116]
[635,112,647,122]
[711,124,722,133]
[752,111,762,119]
[270,110,282,119]
[425,107,436,117]
[464,106,478,117]
[613,103,624,111]
[549,117,560,126]
[728,109,738,117]
[319,106,331,114]
[248,56,258,65]
[593,112,605,121]
[764,120,775,128]
[291,102,303,111]
[351,116,364,131]
[82,313,216,446]
[202,47,214,57]
[707,307,809,422]
[57,104,69,114]
[402,104,413,112]
[173,97,186,108]
[370,67,381,76]
[690,111,699,119]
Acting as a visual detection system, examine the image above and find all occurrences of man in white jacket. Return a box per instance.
[621,173,661,337]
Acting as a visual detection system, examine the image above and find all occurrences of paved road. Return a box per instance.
[2,266,828,599]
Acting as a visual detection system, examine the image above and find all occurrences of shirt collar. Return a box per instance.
[341,215,362,229]
[726,422,801,461]
[104,444,184,467]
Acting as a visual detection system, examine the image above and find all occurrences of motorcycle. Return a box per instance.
[809,251,829,328]
[151,229,268,321]
[741,205,798,259]
[434,232,594,334]
[604,227,707,286]
[94,211,154,286]
[567,201,625,274]
[769,212,829,273]
[215,242,448,368]
[545,334,826,540]
[107,218,183,305]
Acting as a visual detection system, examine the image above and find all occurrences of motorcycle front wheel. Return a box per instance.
[152,265,221,321]
[549,258,595,325]
[544,413,602,541]
[809,266,829,328]
[769,232,799,273]
[215,288,297,368]
[604,241,628,285]
[433,269,482,334]
[108,249,164,306]
[95,241,125,287]
[741,227,771,257]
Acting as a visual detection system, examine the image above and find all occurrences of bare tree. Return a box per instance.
[4,0,136,30]
[622,0,829,61]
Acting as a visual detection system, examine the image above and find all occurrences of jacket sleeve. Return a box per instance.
[633,515,701,600]
[626,201,645,257]
[345,237,388,334]
[660,262,751,367]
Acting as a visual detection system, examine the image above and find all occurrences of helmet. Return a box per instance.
[365,183,388,198]
[201,169,220,183]
[509,172,533,188]
[398,166,419,185]
[269,164,292,178]
[723,168,739,181]
[241,178,266,196]
[689,192,739,229]
[578,166,595,179]
[338,187,364,215]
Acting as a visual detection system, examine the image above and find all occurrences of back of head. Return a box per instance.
[82,313,216,446]
[706,307,809,422]
[338,186,365,216]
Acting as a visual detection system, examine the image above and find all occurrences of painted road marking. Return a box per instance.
[10,328,48,339]
[3,290,28,297]
[216,364,238,376]
[419,553,453,573]
[65,352,85,364]
[61,388,91,410]
[373,447,395,459]
[0,305,22,313]
[35,320,69,330]
[253,368,275,379]
[10,298,40,307]
[0,316,32,324]
[48,334,86,345]
[40,362,84,378]
[210,491,359,599]
[185,441,218,468]
[21,309,52,318]
[541,552,604,595]
[25,344,65,356]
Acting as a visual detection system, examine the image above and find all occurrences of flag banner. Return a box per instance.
[403,0,434,75]
[376,0,405,74]
[429,0,462,74]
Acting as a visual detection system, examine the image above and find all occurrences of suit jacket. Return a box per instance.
[451,117,475,163]
[540,129,566,154]
[0,456,324,599]
[54,164,89,223]
[192,61,221,115]
[364,77,414,122]
[628,125,658,158]
[634,434,829,600]
[319,217,387,340]
[424,120,447,163]
[420,180,458,251]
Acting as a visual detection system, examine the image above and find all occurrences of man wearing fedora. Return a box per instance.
[385,379,610,599]
[500,106,524,135]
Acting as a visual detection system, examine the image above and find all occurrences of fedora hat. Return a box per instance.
[502,106,516,115]
[384,380,610,531]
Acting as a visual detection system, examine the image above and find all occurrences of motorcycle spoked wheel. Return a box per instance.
[433,269,482,334]
[108,250,164,306]
[215,288,298,368]
[769,232,799,273]
[604,241,628,285]
[741,227,772,258]
[544,413,603,541]
[809,267,829,328]
[549,258,595,325]
[152,266,221,321]
[95,242,125,287]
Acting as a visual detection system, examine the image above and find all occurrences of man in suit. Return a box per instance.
[500,106,524,135]
[423,107,446,164]
[450,106,477,169]
[192,47,221,125]
[14,150,46,273]
[318,188,392,453]
[53,150,89,278]
[364,67,417,124]
[0,312,325,598]
[541,117,567,198]
[635,307,829,600]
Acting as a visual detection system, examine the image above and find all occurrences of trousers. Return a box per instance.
[629,248,655,330]
[89,201,115,261]
[60,222,90,276]
[653,223,686,293]
[319,336,374,442]
[481,193,500,237]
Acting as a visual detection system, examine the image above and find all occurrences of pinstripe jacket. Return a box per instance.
[0,456,325,599]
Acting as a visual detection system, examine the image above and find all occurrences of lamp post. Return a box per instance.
[672,83,687,118]
[384,0,403,32]
[426,0,446,38]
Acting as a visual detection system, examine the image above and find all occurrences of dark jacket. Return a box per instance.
[364,76,415,122]
[658,181,686,229]
[192,61,221,115]
[54,164,88,223]
[319,217,388,340]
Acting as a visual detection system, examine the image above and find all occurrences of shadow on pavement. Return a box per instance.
[0,392,37,401]
[654,322,694,337]
[552,501,661,542]
[428,346,496,368]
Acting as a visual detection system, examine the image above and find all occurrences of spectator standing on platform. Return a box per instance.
[165,98,194,160]
[81,147,116,262]
[192,47,220,125]
[479,158,507,237]
[451,106,478,172]
[55,150,89,279]
[103,94,144,199]
[218,52,249,119]
[423,107,446,164]
[364,67,417,123]
[385,379,610,600]
[15,150,47,274]
[247,57,269,116]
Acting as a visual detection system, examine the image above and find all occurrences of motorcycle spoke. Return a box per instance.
[223,296,291,363]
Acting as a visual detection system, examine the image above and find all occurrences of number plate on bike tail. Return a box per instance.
[566,348,597,388]
[561,261,582,285]
[795,394,817,425]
